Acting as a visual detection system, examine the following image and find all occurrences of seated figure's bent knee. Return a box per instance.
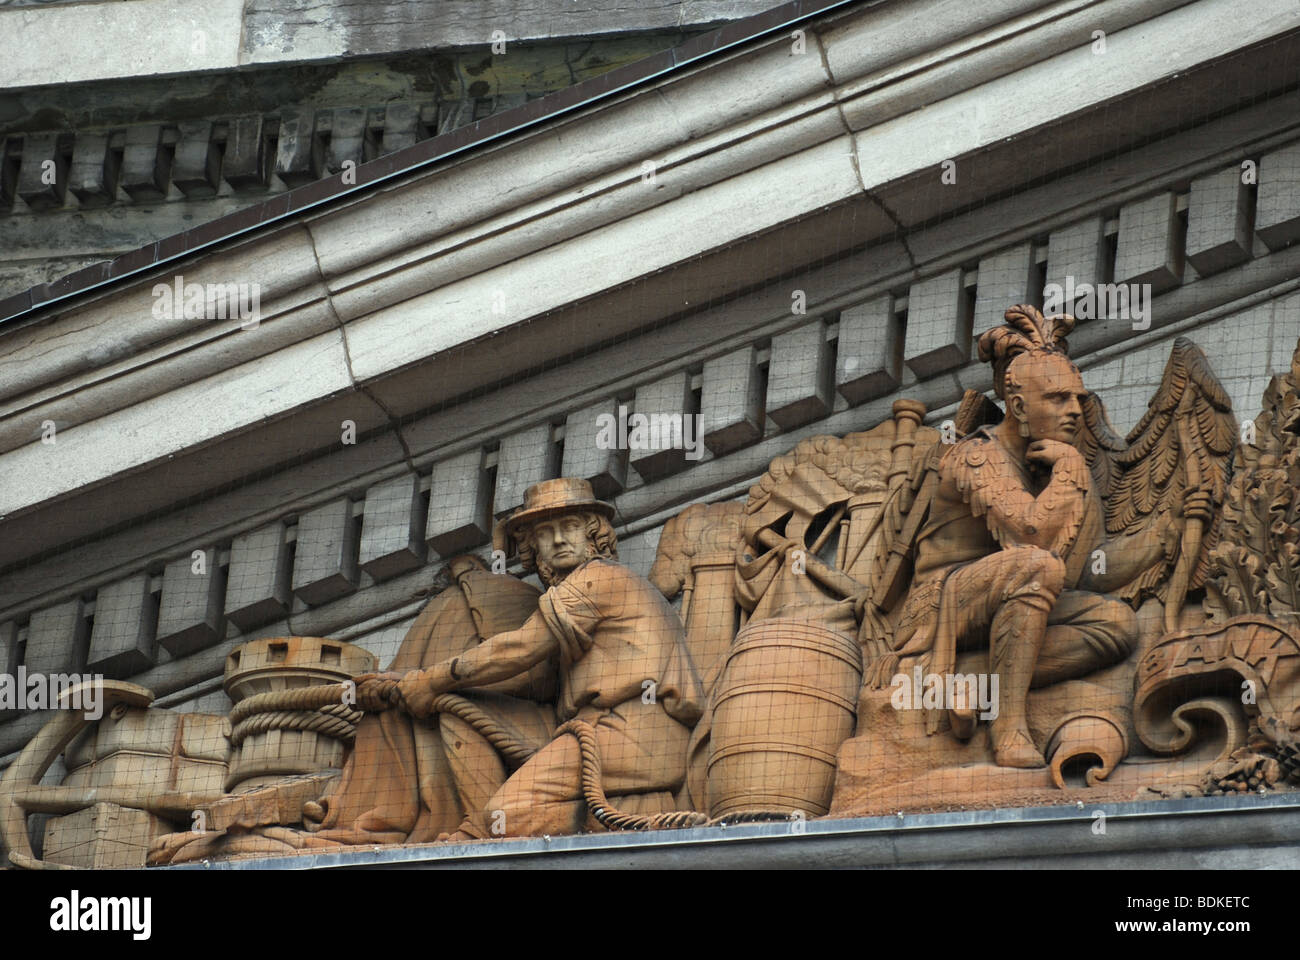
[1096,597,1139,662]
[1003,546,1066,602]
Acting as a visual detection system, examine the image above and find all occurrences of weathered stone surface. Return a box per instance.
[222,115,270,189]
[1185,165,1251,275]
[291,498,360,605]
[16,133,65,211]
[275,109,324,188]
[1114,191,1182,293]
[359,473,427,580]
[119,125,170,201]
[156,549,224,657]
[836,295,901,406]
[325,107,369,175]
[494,424,558,517]
[22,599,87,676]
[0,621,16,685]
[561,398,628,498]
[171,121,221,198]
[903,270,970,379]
[380,103,423,155]
[767,319,833,430]
[1257,142,1300,251]
[224,522,292,631]
[1045,217,1106,312]
[973,245,1035,339]
[425,448,492,556]
[702,346,764,455]
[630,371,695,478]
[87,575,157,678]
[67,133,118,207]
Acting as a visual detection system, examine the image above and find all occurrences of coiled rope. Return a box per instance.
[243,681,795,831]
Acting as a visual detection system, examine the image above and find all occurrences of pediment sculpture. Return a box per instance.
[4,303,1299,868]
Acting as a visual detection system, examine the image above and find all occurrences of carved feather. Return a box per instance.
[1101,337,1236,605]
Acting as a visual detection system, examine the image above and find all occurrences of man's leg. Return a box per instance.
[484,701,690,838]
[437,693,555,839]
[946,547,1066,768]
[1032,590,1138,687]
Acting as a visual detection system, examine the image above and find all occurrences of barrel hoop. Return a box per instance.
[713,681,856,713]
[708,739,840,767]
[726,633,862,673]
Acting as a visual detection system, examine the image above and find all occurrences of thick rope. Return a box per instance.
[229,703,362,747]
[240,683,794,831]
[555,719,709,831]
[229,685,354,725]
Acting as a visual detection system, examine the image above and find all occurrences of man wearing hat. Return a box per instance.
[358,477,704,839]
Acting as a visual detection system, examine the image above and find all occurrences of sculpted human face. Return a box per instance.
[529,513,593,574]
[1007,353,1086,444]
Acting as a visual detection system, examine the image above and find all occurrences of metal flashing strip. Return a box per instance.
[160,793,1300,869]
[0,0,861,326]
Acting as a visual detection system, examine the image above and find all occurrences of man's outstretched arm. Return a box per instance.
[393,612,560,717]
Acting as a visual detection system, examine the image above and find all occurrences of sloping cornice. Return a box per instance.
[1,0,1297,571]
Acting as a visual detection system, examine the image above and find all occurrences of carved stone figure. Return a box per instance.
[13,301,1300,869]
[355,477,705,839]
[889,309,1173,767]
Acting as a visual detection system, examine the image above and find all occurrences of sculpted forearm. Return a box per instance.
[988,456,1089,550]
[430,616,559,693]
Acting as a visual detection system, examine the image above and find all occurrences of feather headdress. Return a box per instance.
[977,304,1075,398]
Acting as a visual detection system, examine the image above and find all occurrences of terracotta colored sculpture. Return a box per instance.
[15,302,1300,869]
[355,477,704,839]
[889,309,1185,767]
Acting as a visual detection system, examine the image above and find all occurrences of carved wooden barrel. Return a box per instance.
[707,619,862,819]
[223,637,376,792]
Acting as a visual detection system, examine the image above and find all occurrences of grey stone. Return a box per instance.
[1257,142,1300,251]
[903,270,970,379]
[291,498,360,606]
[87,574,157,678]
[326,107,370,175]
[560,398,628,499]
[381,103,424,155]
[172,120,221,198]
[16,133,66,211]
[1114,191,1182,294]
[630,371,694,478]
[425,448,493,557]
[0,621,16,686]
[973,244,1036,340]
[22,599,87,676]
[224,522,292,631]
[120,125,170,201]
[494,424,558,516]
[67,132,117,207]
[767,319,833,430]
[1185,165,1251,276]
[359,473,427,580]
[155,549,225,657]
[702,346,764,455]
[1045,217,1107,312]
[275,109,324,188]
[222,115,270,189]
[836,295,901,406]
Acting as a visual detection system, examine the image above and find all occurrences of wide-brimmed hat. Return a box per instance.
[494,477,615,553]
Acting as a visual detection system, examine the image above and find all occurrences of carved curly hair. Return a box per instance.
[515,510,618,586]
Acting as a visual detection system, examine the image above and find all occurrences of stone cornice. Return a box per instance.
[0,0,1297,571]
